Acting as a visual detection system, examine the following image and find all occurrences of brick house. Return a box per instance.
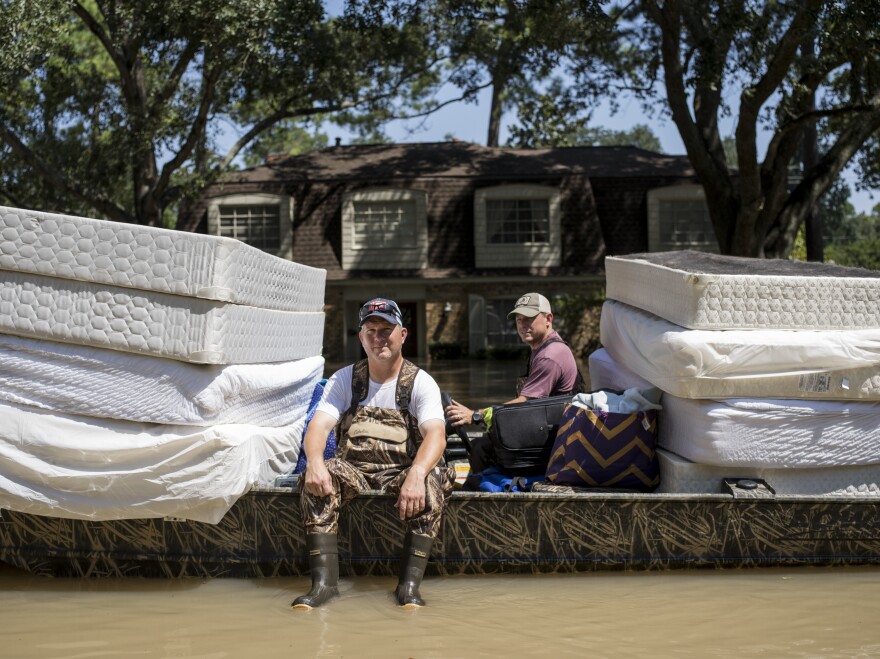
[184,141,707,362]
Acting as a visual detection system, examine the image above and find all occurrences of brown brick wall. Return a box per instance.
[591,176,698,255]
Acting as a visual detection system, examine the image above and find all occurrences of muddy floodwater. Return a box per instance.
[3,564,880,657]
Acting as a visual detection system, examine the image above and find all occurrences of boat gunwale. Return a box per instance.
[250,486,880,504]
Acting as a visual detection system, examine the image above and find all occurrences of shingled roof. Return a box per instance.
[221,141,696,184]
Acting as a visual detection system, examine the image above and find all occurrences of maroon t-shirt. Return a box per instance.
[518,331,580,399]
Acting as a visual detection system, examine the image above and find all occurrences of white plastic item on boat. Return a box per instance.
[0,334,323,426]
[0,269,325,363]
[0,399,307,524]
[658,394,880,468]
[605,250,880,331]
[656,448,880,496]
[588,347,655,393]
[0,205,326,311]
[599,300,880,400]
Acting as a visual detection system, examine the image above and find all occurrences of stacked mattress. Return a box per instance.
[593,250,880,496]
[0,206,326,522]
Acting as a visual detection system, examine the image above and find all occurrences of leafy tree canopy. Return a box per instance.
[423,0,611,146]
[505,76,663,150]
[591,0,880,258]
[0,0,450,225]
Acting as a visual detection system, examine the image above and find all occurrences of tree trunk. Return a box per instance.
[803,115,823,261]
[486,78,504,147]
[801,34,823,262]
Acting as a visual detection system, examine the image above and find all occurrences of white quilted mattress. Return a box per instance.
[0,334,323,426]
[657,449,880,496]
[0,269,324,363]
[600,300,880,400]
[0,205,326,311]
[658,394,880,468]
[0,400,307,523]
[606,251,880,330]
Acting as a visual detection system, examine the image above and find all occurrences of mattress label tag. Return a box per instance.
[798,373,832,393]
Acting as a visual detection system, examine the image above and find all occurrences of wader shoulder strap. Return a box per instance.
[394,359,420,410]
[350,359,370,406]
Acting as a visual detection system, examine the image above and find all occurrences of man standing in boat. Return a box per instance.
[293,298,453,610]
[445,292,584,474]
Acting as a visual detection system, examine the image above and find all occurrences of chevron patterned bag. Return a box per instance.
[545,403,660,492]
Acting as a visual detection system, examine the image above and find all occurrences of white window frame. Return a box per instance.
[647,185,718,252]
[474,184,562,268]
[206,192,293,259]
[342,188,428,270]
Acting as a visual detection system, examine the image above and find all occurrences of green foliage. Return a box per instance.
[0,0,449,224]
[825,237,880,271]
[242,124,329,168]
[820,179,862,244]
[550,291,605,361]
[551,291,603,336]
[507,80,664,151]
[792,181,880,270]
[822,197,880,270]
[429,341,465,359]
[431,0,610,146]
[790,223,808,262]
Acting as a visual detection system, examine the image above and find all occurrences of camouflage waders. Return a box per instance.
[299,359,455,539]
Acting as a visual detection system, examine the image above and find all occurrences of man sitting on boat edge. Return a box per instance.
[293,297,454,610]
[445,292,585,477]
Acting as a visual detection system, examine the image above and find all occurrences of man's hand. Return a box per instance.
[395,418,445,520]
[303,459,335,497]
[444,398,473,427]
[300,410,337,497]
[395,465,427,520]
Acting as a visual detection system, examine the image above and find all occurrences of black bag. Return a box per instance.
[488,394,572,473]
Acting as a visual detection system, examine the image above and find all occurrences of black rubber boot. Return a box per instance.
[395,532,433,608]
[291,533,339,609]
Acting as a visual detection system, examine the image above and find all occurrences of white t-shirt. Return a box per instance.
[316,364,445,428]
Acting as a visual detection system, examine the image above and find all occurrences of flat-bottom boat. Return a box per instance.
[2,473,879,578]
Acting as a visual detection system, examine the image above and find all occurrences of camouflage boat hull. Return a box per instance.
[2,486,879,578]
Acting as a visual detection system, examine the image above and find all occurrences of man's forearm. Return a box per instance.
[303,411,336,463]
[411,422,447,476]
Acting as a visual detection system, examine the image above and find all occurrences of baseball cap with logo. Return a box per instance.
[359,298,404,327]
[507,292,552,319]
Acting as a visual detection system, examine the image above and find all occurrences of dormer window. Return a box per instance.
[342,189,428,270]
[206,193,293,258]
[218,204,281,250]
[474,184,561,268]
[647,185,718,252]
